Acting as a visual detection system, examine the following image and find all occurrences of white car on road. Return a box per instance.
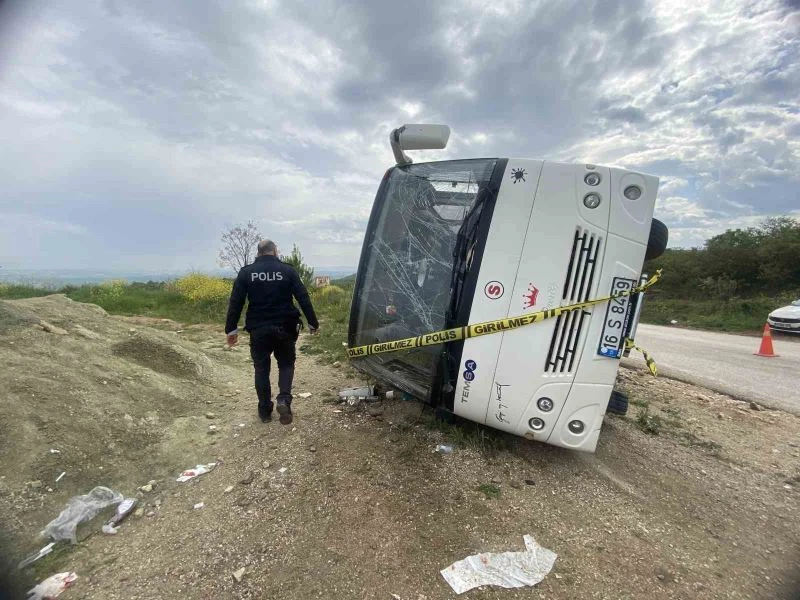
[768,300,800,333]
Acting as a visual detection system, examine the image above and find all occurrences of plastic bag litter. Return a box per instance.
[27,571,78,599]
[176,463,217,482]
[41,486,123,544]
[440,535,557,595]
[338,385,376,400]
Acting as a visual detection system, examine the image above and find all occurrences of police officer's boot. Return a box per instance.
[276,393,293,425]
[258,401,273,423]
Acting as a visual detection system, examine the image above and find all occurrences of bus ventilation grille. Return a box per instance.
[545,228,602,373]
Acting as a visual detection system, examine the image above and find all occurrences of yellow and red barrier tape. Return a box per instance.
[347,270,661,374]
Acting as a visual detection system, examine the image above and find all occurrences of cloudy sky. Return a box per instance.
[0,0,798,272]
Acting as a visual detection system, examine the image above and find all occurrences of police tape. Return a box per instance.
[347,269,662,371]
[624,338,658,376]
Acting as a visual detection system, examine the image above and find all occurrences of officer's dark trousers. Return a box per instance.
[249,323,298,413]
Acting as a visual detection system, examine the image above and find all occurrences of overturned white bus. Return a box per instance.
[348,125,667,452]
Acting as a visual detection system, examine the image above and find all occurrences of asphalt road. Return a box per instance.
[621,323,800,415]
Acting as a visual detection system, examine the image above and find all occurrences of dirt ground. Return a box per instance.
[1,295,799,600]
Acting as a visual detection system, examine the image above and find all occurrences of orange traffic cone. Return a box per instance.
[754,323,778,357]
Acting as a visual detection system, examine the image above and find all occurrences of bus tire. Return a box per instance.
[645,218,669,261]
[607,390,629,416]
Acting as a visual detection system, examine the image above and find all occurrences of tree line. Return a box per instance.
[645,217,800,299]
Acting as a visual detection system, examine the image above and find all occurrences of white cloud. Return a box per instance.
[0,0,797,270]
[656,196,712,223]
[0,214,87,236]
[399,102,423,118]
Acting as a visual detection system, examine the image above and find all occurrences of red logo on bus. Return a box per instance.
[484,281,504,300]
[523,283,539,309]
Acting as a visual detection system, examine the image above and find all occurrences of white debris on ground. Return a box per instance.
[176,463,217,482]
[27,572,78,600]
[440,535,557,595]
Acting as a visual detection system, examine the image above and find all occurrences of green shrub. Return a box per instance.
[173,274,232,303]
[90,279,127,303]
[635,405,663,435]
[314,285,346,304]
[0,284,53,299]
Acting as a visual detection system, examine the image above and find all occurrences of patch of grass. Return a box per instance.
[659,405,684,430]
[632,399,687,438]
[420,410,518,455]
[1,280,231,324]
[640,295,794,333]
[302,283,354,364]
[71,281,228,323]
[298,343,324,356]
[477,483,501,499]
[0,283,55,299]
[635,404,664,435]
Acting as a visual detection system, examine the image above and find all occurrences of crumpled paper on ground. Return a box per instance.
[41,486,123,544]
[176,462,217,482]
[27,571,78,599]
[440,535,557,594]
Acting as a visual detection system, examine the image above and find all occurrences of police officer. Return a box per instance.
[225,240,320,425]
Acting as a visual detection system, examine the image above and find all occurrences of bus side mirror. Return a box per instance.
[390,124,450,165]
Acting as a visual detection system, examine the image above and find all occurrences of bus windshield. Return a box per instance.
[350,159,498,398]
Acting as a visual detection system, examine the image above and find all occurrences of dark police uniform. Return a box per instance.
[225,255,319,421]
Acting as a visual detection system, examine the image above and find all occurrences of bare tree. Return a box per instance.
[219,221,262,273]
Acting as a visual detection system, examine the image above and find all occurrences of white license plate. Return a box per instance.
[597,277,635,359]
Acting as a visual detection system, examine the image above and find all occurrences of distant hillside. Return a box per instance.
[332,273,356,287]
[0,267,357,287]
[315,268,357,279]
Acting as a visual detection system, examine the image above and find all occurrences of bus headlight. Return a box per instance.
[583,193,601,209]
[584,172,601,186]
[528,418,545,431]
[568,420,585,434]
[624,185,642,200]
